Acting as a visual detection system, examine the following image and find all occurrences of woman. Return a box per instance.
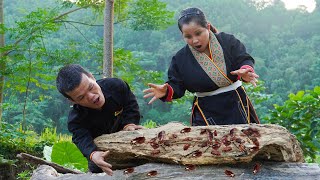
[143,7,260,126]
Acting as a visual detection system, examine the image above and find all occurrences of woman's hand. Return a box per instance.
[143,83,168,104]
[91,151,113,176]
[230,68,259,87]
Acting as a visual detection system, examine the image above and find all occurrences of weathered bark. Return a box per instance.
[94,122,304,166]
[103,0,114,78]
[17,153,83,174]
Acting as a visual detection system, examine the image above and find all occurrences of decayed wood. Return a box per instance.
[17,153,83,174]
[94,122,304,166]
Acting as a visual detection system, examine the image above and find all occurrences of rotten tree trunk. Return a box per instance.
[94,123,304,167]
[17,153,83,174]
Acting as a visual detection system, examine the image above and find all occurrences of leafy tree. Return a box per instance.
[266,86,320,162]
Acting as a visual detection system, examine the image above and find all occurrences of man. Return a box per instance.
[56,64,142,175]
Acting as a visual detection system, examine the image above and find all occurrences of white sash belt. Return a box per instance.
[195,80,242,97]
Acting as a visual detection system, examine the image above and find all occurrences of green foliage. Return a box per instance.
[51,141,88,172]
[266,86,320,162]
[128,0,175,30]
[17,170,32,180]
[142,119,157,128]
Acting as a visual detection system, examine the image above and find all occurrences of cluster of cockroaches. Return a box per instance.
[123,163,261,177]
[129,126,261,177]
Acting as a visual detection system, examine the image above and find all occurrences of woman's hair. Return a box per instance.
[178,7,218,33]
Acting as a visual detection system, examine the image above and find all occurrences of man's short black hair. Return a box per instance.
[56,64,91,99]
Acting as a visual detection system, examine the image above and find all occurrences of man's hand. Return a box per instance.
[91,151,113,176]
[123,124,144,131]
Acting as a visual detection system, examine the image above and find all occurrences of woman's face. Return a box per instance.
[181,21,210,53]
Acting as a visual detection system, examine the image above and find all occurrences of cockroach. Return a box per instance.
[192,150,202,157]
[213,130,217,136]
[158,131,165,142]
[207,130,213,142]
[238,144,246,152]
[250,137,260,147]
[147,170,158,176]
[185,164,196,171]
[180,127,192,133]
[230,128,237,136]
[131,136,145,144]
[211,149,221,156]
[235,138,245,144]
[253,163,261,174]
[242,127,260,137]
[183,143,191,150]
[200,129,207,135]
[123,167,134,174]
[183,137,193,141]
[212,141,221,150]
[150,142,159,149]
[222,138,231,146]
[169,133,178,139]
[149,137,157,143]
[151,149,160,156]
[222,146,232,152]
[163,140,171,146]
[198,141,208,148]
[224,169,235,177]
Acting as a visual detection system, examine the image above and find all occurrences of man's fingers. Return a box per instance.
[148,96,158,104]
[143,88,153,94]
[230,70,239,75]
[101,166,113,176]
[135,125,144,129]
[143,92,154,99]
[101,151,110,158]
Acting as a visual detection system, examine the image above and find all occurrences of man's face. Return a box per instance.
[66,73,105,110]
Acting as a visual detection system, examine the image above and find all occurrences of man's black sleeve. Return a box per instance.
[68,108,97,159]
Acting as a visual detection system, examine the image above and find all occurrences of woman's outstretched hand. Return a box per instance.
[230,68,259,87]
[143,83,168,104]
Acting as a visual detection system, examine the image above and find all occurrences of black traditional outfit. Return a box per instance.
[163,32,259,126]
[68,78,140,172]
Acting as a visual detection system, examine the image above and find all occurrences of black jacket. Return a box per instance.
[67,78,140,159]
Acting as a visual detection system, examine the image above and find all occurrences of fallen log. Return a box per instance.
[94,122,304,166]
[17,153,83,174]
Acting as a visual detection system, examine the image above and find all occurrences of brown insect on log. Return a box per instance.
[212,141,221,150]
[169,133,178,139]
[222,138,231,146]
[207,130,213,142]
[183,137,193,141]
[211,149,221,156]
[123,167,134,174]
[235,138,245,144]
[183,143,191,150]
[241,127,260,137]
[250,137,260,147]
[163,140,171,146]
[238,144,246,152]
[230,128,237,136]
[151,149,161,156]
[180,127,192,133]
[185,164,196,171]
[147,170,158,177]
[213,130,217,136]
[198,141,208,148]
[222,146,232,152]
[150,142,159,149]
[131,136,145,144]
[158,131,165,142]
[192,150,202,157]
[253,163,261,174]
[200,129,207,135]
[225,169,235,177]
